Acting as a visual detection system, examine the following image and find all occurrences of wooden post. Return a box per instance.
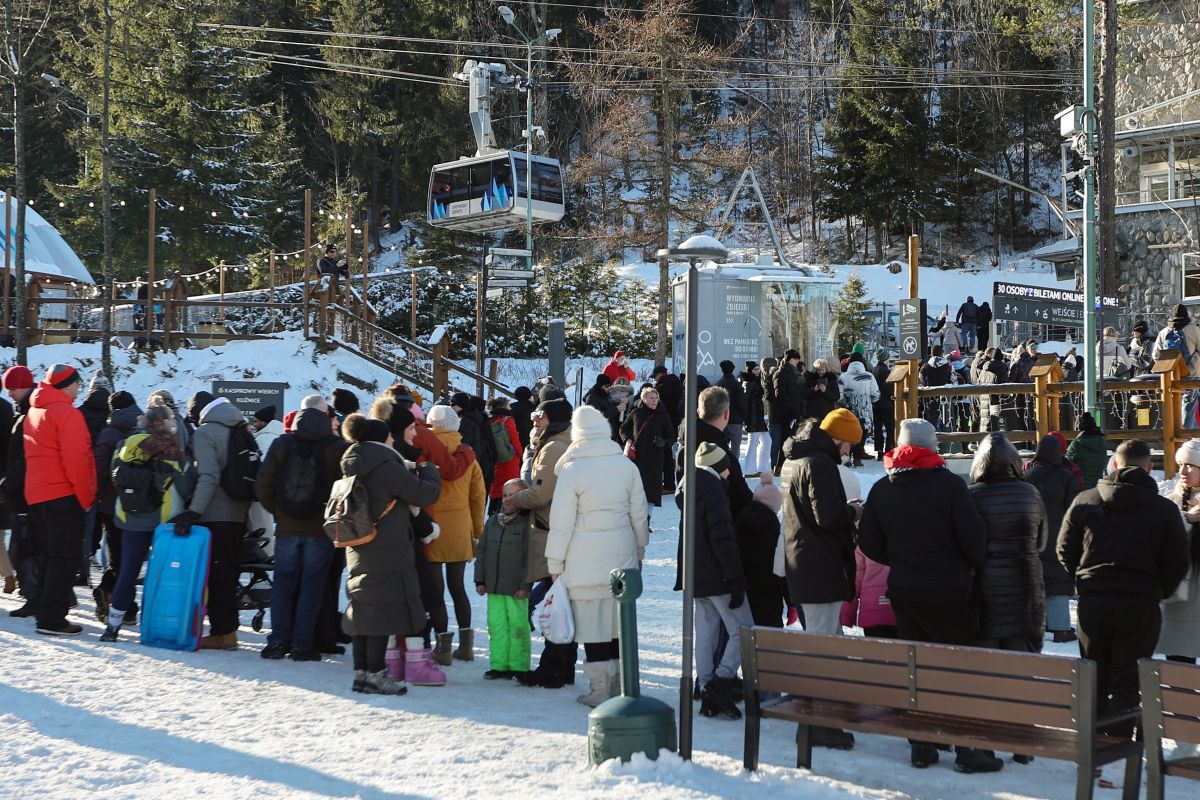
[109,278,117,341]
[361,219,369,303]
[26,279,41,343]
[147,187,156,347]
[887,362,910,440]
[3,187,11,335]
[432,332,450,399]
[218,260,226,323]
[488,359,499,400]
[411,269,418,340]
[907,234,919,299]
[162,274,173,353]
[343,210,352,302]
[1156,352,1186,478]
[303,189,311,340]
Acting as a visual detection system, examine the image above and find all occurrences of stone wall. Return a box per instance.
[1116,0,1200,126]
[1115,208,1198,313]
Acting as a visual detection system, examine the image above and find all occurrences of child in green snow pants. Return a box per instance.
[475,479,532,677]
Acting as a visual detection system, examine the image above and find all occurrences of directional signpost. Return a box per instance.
[992,281,1119,328]
[489,268,535,279]
[488,279,531,288]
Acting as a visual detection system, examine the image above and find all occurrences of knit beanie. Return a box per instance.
[514,385,533,402]
[1177,439,1200,469]
[388,404,416,439]
[1132,319,1149,335]
[88,371,111,393]
[253,405,276,423]
[450,391,472,410]
[753,473,782,513]
[820,408,863,444]
[897,418,939,451]
[1173,304,1191,327]
[331,387,359,417]
[1079,411,1099,433]
[363,418,391,443]
[2,365,33,390]
[187,391,214,424]
[109,390,135,411]
[283,410,299,432]
[44,363,80,390]
[695,442,730,474]
[537,397,572,425]
[783,349,801,363]
[719,359,735,374]
[594,373,613,388]
[427,404,460,432]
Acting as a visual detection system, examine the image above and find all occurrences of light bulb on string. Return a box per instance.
[211,211,217,218]
[88,201,95,208]
[119,200,126,207]
[58,201,65,208]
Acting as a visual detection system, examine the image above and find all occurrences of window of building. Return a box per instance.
[1183,253,1200,301]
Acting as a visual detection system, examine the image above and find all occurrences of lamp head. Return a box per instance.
[498,5,515,24]
[546,28,562,40]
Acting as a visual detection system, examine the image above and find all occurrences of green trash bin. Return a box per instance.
[588,568,677,765]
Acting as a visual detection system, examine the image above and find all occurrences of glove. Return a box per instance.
[173,510,201,538]
[422,522,441,545]
[728,580,746,610]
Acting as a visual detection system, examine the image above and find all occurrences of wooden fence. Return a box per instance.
[888,351,1200,477]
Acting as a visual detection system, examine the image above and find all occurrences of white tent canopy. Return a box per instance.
[0,192,95,284]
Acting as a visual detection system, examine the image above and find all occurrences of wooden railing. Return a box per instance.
[888,351,1200,477]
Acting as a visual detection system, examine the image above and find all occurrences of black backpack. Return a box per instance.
[112,455,165,514]
[275,438,326,518]
[220,424,261,502]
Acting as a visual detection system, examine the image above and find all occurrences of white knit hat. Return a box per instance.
[570,405,611,441]
[1176,439,1200,469]
[426,404,460,432]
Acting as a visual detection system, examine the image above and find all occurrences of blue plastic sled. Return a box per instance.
[141,523,211,651]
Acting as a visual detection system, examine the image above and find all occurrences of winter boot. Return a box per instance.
[404,637,447,686]
[124,601,139,626]
[910,742,939,768]
[351,670,367,693]
[577,661,616,707]
[362,669,407,696]
[1052,629,1078,643]
[954,747,1003,774]
[699,679,741,720]
[102,607,126,642]
[452,627,474,661]
[201,632,238,651]
[385,637,406,681]
[812,726,855,750]
[2,575,14,594]
[92,586,110,623]
[432,632,454,666]
[99,624,120,642]
[518,641,567,688]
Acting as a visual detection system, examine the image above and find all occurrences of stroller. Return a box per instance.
[236,528,274,632]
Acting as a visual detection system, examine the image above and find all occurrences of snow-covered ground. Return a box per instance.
[3,456,1194,799]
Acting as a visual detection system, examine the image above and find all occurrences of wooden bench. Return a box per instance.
[1140,658,1200,800]
[740,627,1142,800]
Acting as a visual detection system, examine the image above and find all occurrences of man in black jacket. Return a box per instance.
[510,386,536,450]
[715,360,748,461]
[3,366,36,612]
[675,443,752,719]
[779,409,863,751]
[858,418,994,772]
[677,387,752,517]
[653,366,683,493]
[956,295,979,351]
[871,350,895,458]
[769,349,806,471]
[583,374,624,442]
[1058,439,1188,751]
[451,392,495,490]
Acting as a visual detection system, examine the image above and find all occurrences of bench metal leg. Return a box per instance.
[743,709,759,771]
[1145,754,1164,800]
[1121,753,1142,800]
[1075,765,1095,800]
[795,723,813,770]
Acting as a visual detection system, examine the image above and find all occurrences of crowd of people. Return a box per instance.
[1,331,1197,789]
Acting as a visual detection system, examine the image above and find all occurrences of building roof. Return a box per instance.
[1031,236,1081,264]
[0,193,95,284]
[1114,119,1200,145]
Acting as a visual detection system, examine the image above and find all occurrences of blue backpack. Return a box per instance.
[1164,327,1192,367]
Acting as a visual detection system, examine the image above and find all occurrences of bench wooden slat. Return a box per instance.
[753,629,909,662]
[915,667,1072,707]
[759,671,912,709]
[1164,713,1200,744]
[915,643,1076,680]
[759,650,910,688]
[1162,686,1200,719]
[1159,661,1200,692]
[1164,758,1200,780]
[917,689,1075,728]
[760,697,1093,760]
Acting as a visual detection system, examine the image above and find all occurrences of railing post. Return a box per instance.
[488,359,499,400]
[432,333,450,399]
[887,362,910,438]
[1157,352,1185,478]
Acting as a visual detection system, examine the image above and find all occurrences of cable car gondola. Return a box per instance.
[427,151,564,233]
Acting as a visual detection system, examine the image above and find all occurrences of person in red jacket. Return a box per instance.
[601,350,637,384]
[24,363,96,636]
[486,398,523,514]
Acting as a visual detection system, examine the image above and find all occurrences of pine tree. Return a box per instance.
[834,273,873,354]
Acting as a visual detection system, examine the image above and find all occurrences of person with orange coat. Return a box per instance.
[24,364,97,636]
[486,398,522,513]
[423,404,486,665]
[601,350,637,384]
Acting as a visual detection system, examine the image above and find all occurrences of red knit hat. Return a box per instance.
[283,409,299,432]
[2,365,33,390]
[43,363,80,390]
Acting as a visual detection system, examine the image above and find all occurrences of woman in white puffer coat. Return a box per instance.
[838,359,880,466]
[547,405,649,707]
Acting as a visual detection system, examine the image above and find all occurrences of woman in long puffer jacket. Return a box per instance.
[1159,439,1200,678]
[1066,412,1108,490]
[619,385,675,516]
[339,414,441,695]
[968,433,1048,653]
[838,360,879,467]
[1023,435,1081,642]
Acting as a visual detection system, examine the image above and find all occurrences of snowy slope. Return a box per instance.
[3,459,1195,799]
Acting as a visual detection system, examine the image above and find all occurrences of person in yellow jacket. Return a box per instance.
[424,404,486,663]
[99,405,196,642]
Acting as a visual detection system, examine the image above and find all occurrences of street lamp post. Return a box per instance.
[498,6,560,282]
[656,235,728,761]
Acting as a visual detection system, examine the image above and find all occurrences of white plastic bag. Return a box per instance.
[535,579,575,644]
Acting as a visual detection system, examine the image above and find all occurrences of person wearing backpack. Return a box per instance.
[1155,304,1200,428]
[486,397,522,516]
[339,414,442,695]
[255,406,348,661]
[99,405,191,642]
[90,391,143,624]
[175,395,258,650]
[424,405,487,664]
[248,405,284,545]
[1097,326,1134,380]
[451,393,495,492]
